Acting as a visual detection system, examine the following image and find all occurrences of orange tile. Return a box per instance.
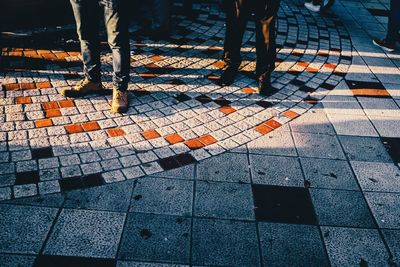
[67,51,81,57]
[65,124,84,134]
[219,106,236,115]
[23,50,38,57]
[351,88,391,97]
[107,128,126,137]
[35,119,53,128]
[54,52,69,59]
[297,61,309,67]
[199,135,217,146]
[16,96,32,104]
[58,100,75,108]
[146,63,159,68]
[207,75,220,80]
[151,55,163,61]
[82,121,101,132]
[35,81,52,89]
[139,73,158,78]
[241,87,256,94]
[306,67,319,73]
[324,63,337,69]
[184,139,204,150]
[283,110,299,119]
[255,124,273,135]
[213,60,226,69]
[45,109,62,118]
[42,101,59,110]
[41,53,57,60]
[19,83,36,90]
[2,83,20,91]
[37,49,51,55]
[264,119,282,129]
[317,51,329,56]
[142,129,161,140]
[165,133,185,145]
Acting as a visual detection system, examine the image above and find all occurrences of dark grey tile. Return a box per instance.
[117,261,188,267]
[130,177,193,216]
[259,223,329,267]
[152,164,195,180]
[0,204,58,254]
[252,184,316,225]
[365,192,400,229]
[0,254,36,267]
[321,226,389,267]
[192,218,260,266]
[3,193,65,207]
[196,153,250,183]
[250,155,304,187]
[118,213,190,264]
[33,255,116,267]
[194,181,254,220]
[339,136,392,162]
[382,229,400,263]
[44,209,126,258]
[310,189,376,228]
[64,180,134,212]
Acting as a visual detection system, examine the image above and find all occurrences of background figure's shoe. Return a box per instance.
[218,66,238,86]
[373,38,395,52]
[258,73,275,96]
[111,89,129,114]
[61,79,103,97]
[304,2,321,12]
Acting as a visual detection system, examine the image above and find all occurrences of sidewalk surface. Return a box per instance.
[1,0,400,266]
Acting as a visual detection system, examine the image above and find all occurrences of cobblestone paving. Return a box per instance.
[1,0,400,266]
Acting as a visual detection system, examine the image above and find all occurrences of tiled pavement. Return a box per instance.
[1,0,400,266]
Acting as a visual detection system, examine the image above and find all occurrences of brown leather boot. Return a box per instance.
[61,79,103,97]
[111,89,129,114]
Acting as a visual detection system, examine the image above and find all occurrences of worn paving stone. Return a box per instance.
[300,158,359,190]
[365,192,400,229]
[382,229,400,263]
[259,223,329,267]
[44,209,126,258]
[290,108,335,135]
[0,254,36,267]
[293,132,346,160]
[250,154,304,187]
[3,193,65,208]
[196,153,250,183]
[194,180,254,220]
[117,262,188,267]
[338,136,393,162]
[310,189,376,228]
[321,226,390,267]
[351,161,400,192]
[192,218,260,267]
[151,164,195,180]
[0,204,58,254]
[118,213,191,264]
[130,177,193,216]
[327,113,378,137]
[247,128,297,157]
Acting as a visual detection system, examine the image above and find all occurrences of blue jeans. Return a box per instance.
[70,0,130,91]
[387,0,400,44]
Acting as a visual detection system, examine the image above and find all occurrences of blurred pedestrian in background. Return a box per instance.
[138,0,171,39]
[373,0,399,52]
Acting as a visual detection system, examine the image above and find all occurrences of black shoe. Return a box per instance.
[218,66,238,86]
[258,73,275,96]
[373,38,395,52]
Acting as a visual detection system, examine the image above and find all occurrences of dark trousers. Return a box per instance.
[387,0,400,44]
[70,0,130,91]
[223,0,280,76]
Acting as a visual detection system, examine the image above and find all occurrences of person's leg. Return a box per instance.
[62,0,103,97]
[153,0,171,32]
[386,0,400,44]
[101,0,130,113]
[255,0,280,95]
[220,0,250,86]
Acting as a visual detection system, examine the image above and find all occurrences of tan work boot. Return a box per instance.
[61,79,103,97]
[111,89,128,113]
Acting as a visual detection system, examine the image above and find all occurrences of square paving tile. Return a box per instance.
[0,204,58,254]
[293,132,346,160]
[382,229,400,262]
[321,226,390,267]
[338,136,392,162]
[252,184,316,225]
[351,161,400,192]
[247,128,297,157]
[382,137,400,164]
[300,158,359,190]
[64,180,134,212]
[118,213,190,263]
[196,152,250,183]
[327,113,378,137]
[0,254,36,266]
[250,155,304,187]
[310,188,375,228]
[117,262,188,267]
[33,255,116,267]
[290,109,335,135]
[194,181,254,220]
[259,223,329,267]
[44,209,126,258]
[365,192,400,229]
[152,164,195,180]
[3,193,65,208]
[191,218,260,266]
[129,177,193,216]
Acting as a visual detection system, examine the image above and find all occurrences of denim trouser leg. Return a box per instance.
[70,0,102,83]
[153,0,171,30]
[387,0,400,44]
[101,0,130,91]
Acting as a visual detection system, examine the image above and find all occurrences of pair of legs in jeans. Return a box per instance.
[65,0,130,113]
[220,0,280,95]
[373,0,399,51]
